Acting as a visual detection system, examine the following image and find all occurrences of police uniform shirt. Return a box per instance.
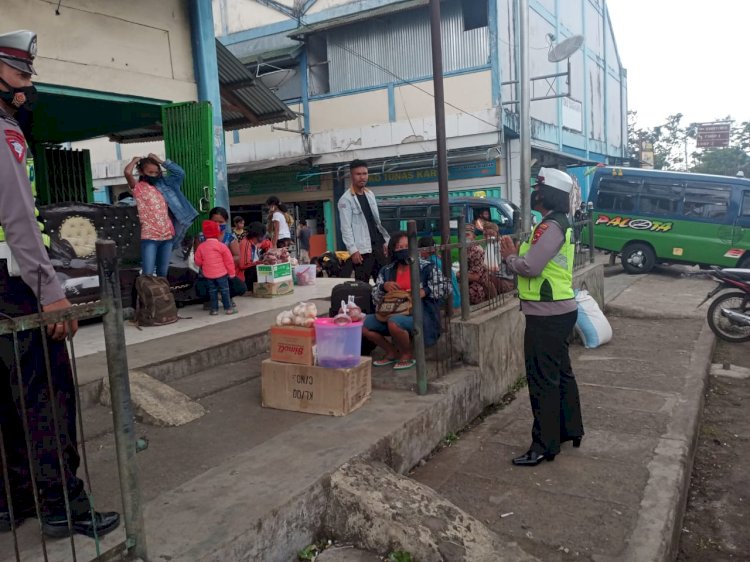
[0,106,65,305]
[505,219,576,316]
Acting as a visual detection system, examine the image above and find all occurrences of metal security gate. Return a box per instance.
[34,147,94,205]
[162,102,215,235]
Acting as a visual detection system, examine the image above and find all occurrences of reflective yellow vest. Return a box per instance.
[0,157,50,247]
[517,214,574,302]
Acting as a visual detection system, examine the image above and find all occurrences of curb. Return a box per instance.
[619,319,715,561]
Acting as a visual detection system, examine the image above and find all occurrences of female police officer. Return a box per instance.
[500,168,584,466]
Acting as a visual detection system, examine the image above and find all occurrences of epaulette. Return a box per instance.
[0,111,18,126]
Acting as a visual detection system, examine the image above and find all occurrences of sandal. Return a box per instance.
[394,359,416,371]
[373,358,397,367]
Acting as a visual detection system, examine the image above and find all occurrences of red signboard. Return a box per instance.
[696,122,731,149]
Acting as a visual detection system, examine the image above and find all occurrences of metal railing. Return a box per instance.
[0,240,145,562]
[406,216,595,388]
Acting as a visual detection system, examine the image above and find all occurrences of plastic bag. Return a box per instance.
[574,290,613,349]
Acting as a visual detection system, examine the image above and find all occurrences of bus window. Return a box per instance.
[682,183,731,219]
[400,205,428,231]
[489,207,508,225]
[595,177,640,212]
[639,180,683,215]
[742,191,750,217]
[380,207,397,219]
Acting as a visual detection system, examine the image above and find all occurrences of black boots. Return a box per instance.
[512,450,556,466]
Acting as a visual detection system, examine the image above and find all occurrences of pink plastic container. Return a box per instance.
[314,317,362,369]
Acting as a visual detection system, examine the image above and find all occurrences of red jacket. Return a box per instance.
[237,238,272,282]
[194,238,236,279]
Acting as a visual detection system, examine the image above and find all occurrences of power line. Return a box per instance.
[327,40,501,131]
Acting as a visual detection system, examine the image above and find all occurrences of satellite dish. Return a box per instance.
[548,35,584,63]
[257,68,295,91]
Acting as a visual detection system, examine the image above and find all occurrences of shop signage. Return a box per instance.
[229,168,321,197]
[367,160,500,187]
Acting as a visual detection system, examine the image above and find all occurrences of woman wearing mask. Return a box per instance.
[362,231,447,371]
[195,207,241,266]
[266,196,292,248]
[124,155,174,277]
[500,167,584,467]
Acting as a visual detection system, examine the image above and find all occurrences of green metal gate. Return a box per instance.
[34,146,94,204]
[162,101,215,235]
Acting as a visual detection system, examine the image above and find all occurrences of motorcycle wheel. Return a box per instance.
[707,291,750,343]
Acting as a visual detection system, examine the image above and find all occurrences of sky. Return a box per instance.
[606,0,748,130]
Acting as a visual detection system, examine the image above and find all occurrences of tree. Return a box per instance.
[629,112,750,175]
[691,147,750,177]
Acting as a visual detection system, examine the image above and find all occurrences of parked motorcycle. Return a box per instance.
[699,267,750,343]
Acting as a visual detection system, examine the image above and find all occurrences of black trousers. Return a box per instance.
[0,269,86,518]
[524,310,584,455]
[353,245,388,283]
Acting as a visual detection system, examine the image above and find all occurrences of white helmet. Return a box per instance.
[538,167,573,193]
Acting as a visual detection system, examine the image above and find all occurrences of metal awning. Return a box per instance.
[216,39,297,130]
[109,40,295,143]
[227,155,317,174]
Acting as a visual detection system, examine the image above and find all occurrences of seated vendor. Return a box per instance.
[362,231,447,371]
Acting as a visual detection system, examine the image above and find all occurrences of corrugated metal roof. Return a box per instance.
[110,40,295,143]
[215,39,297,130]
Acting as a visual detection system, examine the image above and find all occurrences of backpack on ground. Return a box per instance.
[134,276,178,327]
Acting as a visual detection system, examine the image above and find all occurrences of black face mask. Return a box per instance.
[0,76,38,111]
[140,175,160,186]
[393,249,410,264]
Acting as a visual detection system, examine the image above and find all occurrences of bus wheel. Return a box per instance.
[738,255,750,270]
[621,243,655,275]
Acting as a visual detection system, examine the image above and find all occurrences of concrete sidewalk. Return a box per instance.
[412,270,714,561]
[0,268,714,561]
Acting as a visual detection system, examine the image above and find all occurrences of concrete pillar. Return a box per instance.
[188,0,229,211]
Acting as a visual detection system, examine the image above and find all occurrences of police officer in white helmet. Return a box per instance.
[500,167,585,466]
[0,29,120,538]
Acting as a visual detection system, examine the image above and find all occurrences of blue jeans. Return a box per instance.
[363,313,414,335]
[207,275,232,312]
[141,239,173,277]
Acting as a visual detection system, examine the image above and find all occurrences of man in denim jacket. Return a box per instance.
[337,159,390,282]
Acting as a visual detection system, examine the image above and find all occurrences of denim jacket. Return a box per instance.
[372,259,447,347]
[155,160,199,248]
[337,188,390,255]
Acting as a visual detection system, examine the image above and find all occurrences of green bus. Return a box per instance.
[587,167,750,274]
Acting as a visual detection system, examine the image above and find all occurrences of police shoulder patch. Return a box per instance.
[4,129,26,163]
[531,222,549,245]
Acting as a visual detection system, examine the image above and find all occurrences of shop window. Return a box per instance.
[462,0,488,31]
[639,180,683,216]
[682,182,731,219]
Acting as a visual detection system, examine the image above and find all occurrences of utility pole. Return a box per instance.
[518,0,532,232]
[429,0,451,273]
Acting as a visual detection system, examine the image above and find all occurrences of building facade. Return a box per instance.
[216,0,627,247]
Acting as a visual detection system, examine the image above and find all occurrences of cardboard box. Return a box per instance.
[253,280,294,298]
[270,326,315,366]
[261,357,372,416]
[257,262,293,283]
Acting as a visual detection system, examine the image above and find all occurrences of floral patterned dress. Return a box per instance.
[468,244,488,305]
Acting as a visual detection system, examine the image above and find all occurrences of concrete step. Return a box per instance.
[74,297,329,408]
[0,366,487,562]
